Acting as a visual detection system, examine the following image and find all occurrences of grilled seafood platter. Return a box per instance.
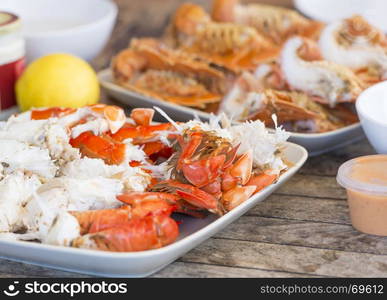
[110,0,387,134]
[0,105,289,252]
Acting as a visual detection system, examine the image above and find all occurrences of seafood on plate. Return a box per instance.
[279,36,365,107]
[0,105,289,252]
[218,72,358,133]
[164,3,279,72]
[211,0,324,45]
[319,15,387,83]
[112,38,231,110]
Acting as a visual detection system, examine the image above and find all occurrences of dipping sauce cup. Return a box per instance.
[337,155,387,236]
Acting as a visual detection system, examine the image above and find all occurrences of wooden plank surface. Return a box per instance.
[1,0,386,278]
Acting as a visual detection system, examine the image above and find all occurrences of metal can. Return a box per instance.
[0,12,25,110]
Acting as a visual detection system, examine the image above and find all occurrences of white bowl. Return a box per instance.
[0,0,117,62]
[295,0,387,32]
[356,81,387,153]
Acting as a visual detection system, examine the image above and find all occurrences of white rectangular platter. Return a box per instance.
[99,69,364,157]
[0,142,307,277]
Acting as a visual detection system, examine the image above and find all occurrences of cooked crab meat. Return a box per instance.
[0,116,80,164]
[226,119,289,174]
[0,118,47,145]
[44,212,80,246]
[44,122,80,163]
[22,176,124,240]
[0,140,57,179]
[62,157,150,192]
[319,15,387,82]
[0,172,41,232]
[281,36,365,107]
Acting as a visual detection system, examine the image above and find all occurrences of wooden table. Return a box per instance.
[2,0,387,278]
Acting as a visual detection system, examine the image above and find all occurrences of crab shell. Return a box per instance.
[112,38,228,109]
[167,3,279,72]
[211,0,324,45]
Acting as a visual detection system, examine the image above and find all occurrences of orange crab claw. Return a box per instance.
[223,144,240,170]
[246,172,278,194]
[182,154,226,188]
[130,108,155,126]
[221,171,239,192]
[72,214,179,252]
[222,185,256,211]
[201,178,222,198]
[176,189,218,212]
[117,193,177,218]
[229,150,253,185]
[177,131,203,171]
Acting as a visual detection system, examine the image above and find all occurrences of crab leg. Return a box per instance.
[70,207,133,235]
[245,172,278,194]
[177,131,203,171]
[31,107,76,120]
[152,180,219,213]
[181,154,226,188]
[72,214,179,252]
[221,185,256,211]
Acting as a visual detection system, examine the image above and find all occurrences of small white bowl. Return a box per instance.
[0,0,117,62]
[356,81,387,154]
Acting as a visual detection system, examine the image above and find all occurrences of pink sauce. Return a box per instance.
[337,155,387,236]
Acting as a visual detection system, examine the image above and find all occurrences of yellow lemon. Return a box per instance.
[16,53,100,111]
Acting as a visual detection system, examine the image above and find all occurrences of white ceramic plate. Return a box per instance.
[99,69,364,156]
[0,142,307,277]
[294,0,387,32]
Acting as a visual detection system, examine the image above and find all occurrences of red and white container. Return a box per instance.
[0,12,25,110]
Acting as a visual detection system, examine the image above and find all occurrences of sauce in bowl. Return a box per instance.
[337,155,387,236]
